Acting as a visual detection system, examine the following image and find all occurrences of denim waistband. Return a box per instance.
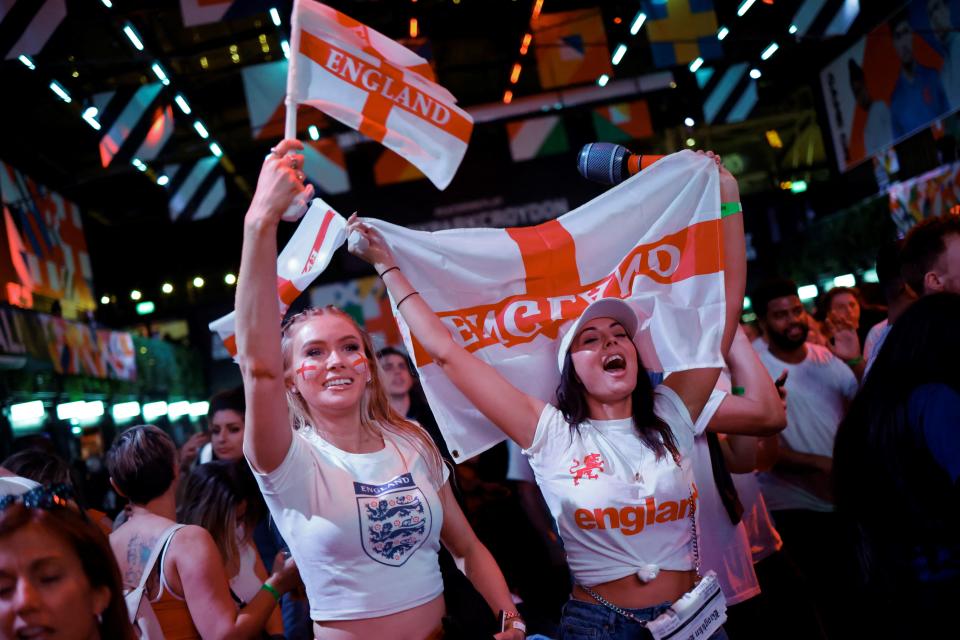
[562,597,672,627]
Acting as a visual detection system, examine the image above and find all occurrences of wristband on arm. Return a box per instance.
[260,582,281,603]
[721,201,742,218]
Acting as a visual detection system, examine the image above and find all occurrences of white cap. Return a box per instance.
[556,298,639,372]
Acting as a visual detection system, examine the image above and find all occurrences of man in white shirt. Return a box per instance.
[750,279,858,639]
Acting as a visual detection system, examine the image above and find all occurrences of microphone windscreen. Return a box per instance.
[577,142,631,185]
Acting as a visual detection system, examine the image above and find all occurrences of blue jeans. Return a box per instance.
[559,599,729,640]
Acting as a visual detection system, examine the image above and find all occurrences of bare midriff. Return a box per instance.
[572,569,696,610]
[312,594,444,640]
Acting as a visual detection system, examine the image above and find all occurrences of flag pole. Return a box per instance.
[284,0,301,140]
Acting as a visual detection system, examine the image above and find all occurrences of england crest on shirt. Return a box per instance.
[354,473,431,566]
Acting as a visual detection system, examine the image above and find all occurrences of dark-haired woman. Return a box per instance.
[106,424,300,639]
[348,151,750,639]
[834,292,960,636]
[0,484,136,640]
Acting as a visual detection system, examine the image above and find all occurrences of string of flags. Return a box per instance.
[10,0,832,226]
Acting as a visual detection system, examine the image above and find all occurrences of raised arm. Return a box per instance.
[707,329,786,436]
[236,140,314,473]
[664,151,747,422]
[174,526,300,640]
[346,216,544,449]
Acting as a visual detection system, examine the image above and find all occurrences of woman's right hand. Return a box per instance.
[247,138,314,226]
[345,213,397,273]
[268,551,301,595]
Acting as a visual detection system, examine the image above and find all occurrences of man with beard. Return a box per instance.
[750,279,858,639]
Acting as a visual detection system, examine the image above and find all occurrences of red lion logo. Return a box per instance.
[569,453,605,486]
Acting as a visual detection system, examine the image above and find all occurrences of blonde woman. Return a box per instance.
[235,139,524,640]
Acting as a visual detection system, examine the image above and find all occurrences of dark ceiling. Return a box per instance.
[0,0,908,329]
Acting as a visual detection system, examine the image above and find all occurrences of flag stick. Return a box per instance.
[284,0,301,140]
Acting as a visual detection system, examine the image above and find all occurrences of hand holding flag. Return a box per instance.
[249,139,315,225]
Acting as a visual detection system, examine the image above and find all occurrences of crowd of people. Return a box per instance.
[0,141,957,640]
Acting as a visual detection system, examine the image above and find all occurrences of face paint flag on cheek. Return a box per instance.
[296,362,322,380]
[350,353,371,381]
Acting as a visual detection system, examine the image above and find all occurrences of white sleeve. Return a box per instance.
[829,354,859,401]
[653,384,699,454]
[695,389,728,434]
[250,431,315,497]
[523,404,576,464]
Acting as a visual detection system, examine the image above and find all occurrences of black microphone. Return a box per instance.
[577,142,664,185]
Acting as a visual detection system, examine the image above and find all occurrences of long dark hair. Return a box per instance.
[555,347,679,462]
[0,502,137,640]
[833,293,960,592]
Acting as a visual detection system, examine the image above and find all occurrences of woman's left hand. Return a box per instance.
[696,149,740,203]
[345,213,397,273]
[494,629,525,640]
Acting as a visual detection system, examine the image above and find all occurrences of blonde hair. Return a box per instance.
[280,306,446,489]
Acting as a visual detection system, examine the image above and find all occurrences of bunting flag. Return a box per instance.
[179,0,273,28]
[240,60,327,140]
[642,0,722,69]
[373,149,426,186]
[163,157,226,222]
[0,0,67,60]
[697,63,758,124]
[592,100,654,142]
[0,159,95,314]
[791,0,860,39]
[95,83,174,168]
[303,137,350,194]
[506,115,569,162]
[288,0,472,190]
[209,198,347,356]
[532,8,612,90]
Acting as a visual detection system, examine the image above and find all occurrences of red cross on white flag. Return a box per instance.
[287,0,473,190]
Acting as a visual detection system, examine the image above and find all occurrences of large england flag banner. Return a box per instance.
[287,0,472,189]
[209,197,346,357]
[369,151,726,461]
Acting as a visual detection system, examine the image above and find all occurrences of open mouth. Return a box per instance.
[602,354,626,372]
[324,377,354,388]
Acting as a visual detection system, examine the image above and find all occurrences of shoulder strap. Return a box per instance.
[136,523,185,591]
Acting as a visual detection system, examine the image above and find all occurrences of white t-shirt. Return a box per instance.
[756,344,858,512]
[691,390,760,605]
[230,541,263,605]
[253,427,449,620]
[731,472,782,563]
[523,386,704,587]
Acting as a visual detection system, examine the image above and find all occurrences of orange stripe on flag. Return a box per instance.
[224,334,237,357]
[278,277,301,306]
[302,209,336,274]
[506,220,582,297]
[298,30,472,144]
